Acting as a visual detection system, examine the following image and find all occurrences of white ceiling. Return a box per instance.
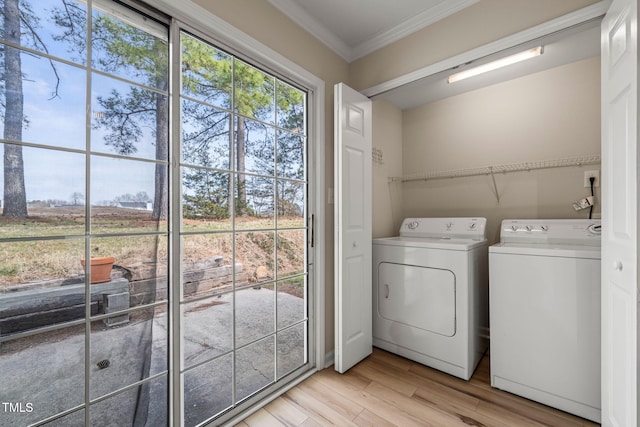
[267,0,479,62]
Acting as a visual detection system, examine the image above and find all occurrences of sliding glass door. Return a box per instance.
[0,1,311,425]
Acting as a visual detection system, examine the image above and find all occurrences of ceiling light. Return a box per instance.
[447,46,544,84]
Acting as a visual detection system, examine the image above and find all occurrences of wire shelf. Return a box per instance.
[389,154,601,183]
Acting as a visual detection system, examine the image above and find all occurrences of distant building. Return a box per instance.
[116,201,153,211]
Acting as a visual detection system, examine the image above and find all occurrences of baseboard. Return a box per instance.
[324,350,334,369]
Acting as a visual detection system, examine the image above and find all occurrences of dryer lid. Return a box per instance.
[373,235,488,250]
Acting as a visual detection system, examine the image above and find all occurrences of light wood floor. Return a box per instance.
[236,348,600,427]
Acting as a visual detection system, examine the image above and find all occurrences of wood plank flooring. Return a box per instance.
[235,348,600,427]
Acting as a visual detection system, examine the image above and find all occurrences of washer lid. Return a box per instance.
[499,219,601,245]
[373,235,488,251]
[489,242,601,259]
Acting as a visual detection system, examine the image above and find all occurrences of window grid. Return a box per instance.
[0,1,171,425]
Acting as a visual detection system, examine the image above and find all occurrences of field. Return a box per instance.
[0,206,306,295]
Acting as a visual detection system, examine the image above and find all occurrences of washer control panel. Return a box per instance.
[500,219,601,245]
[400,217,487,239]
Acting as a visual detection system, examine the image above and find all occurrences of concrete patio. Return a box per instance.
[0,288,304,427]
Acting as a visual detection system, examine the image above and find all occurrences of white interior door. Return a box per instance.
[601,0,638,425]
[334,82,372,373]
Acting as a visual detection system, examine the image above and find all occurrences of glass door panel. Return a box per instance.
[178,30,309,426]
[0,1,169,425]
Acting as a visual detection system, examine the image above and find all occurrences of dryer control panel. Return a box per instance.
[399,217,487,240]
[499,219,601,245]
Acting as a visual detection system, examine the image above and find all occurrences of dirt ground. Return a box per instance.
[0,206,306,293]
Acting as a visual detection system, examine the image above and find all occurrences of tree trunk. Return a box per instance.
[2,0,28,218]
[153,91,169,221]
[236,116,247,216]
[228,128,233,218]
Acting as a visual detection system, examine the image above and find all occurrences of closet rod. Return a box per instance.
[389,154,601,183]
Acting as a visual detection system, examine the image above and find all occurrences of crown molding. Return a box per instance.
[267,0,352,61]
[268,0,478,63]
[350,0,480,61]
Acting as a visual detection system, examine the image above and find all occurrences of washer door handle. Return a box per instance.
[384,284,389,299]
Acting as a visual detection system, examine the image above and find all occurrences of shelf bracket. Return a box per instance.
[488,166,500,204]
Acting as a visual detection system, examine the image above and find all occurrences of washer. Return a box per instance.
[373,217,489,380]
[489,219,601,423]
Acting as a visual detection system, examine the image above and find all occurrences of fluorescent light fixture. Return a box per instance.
[447,46,544,84]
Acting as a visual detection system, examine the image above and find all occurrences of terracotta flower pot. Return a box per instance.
[81,256,116,284]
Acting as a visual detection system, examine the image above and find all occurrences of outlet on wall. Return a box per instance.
[584,170,600,188]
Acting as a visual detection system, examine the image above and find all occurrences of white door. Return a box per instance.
[601,0,638,425]
[334,82,372,373]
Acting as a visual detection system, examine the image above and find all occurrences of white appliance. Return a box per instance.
[489,219,601,423]
[372,217,489,380]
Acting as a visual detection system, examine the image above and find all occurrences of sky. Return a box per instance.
[1,0,159,203]
[0,51,158,203]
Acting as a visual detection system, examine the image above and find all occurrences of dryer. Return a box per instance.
[489,219,601,423]
[373,217,489,380]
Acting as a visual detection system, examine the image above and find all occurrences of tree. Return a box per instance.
[233,60,274,215]
[113,191,151,203]
[51,1,169,220]
[2,0,28,217]
[70,191,84,205]
[1,0,62,218]
[275,83,305,217]
[180,34,304,219]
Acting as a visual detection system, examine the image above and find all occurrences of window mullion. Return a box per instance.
[169,18,184,427]
[84,3,94,426]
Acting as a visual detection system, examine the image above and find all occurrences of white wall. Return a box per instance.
[401,57,601,243]
[372,99,403,238]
